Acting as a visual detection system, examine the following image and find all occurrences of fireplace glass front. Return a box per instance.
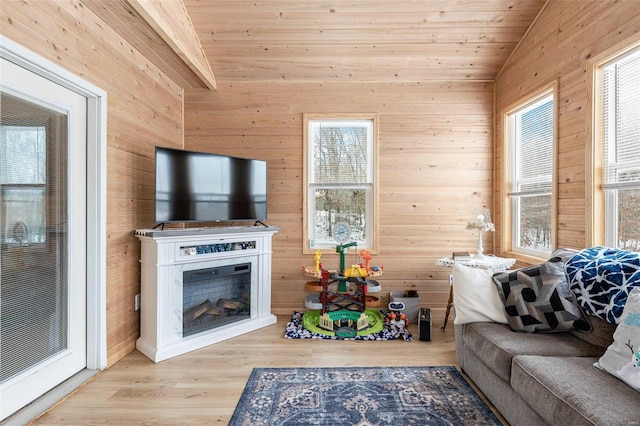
[182,263,251,337]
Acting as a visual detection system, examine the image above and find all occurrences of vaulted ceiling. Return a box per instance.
[184,0,547,83]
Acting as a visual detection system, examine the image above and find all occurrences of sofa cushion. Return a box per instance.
[463,322,605,382]
[512,355,640,425]
[492,258,590,333]
[461,345,546,426]
[570,314,616,348]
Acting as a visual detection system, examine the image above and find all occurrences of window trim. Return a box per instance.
[587,34,640,248]
[501,81,558,262]
[0,121,50,246]
[302,113,379,254]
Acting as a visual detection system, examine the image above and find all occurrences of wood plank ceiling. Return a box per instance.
[183,0,547,83]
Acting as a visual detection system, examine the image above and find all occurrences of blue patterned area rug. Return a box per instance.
[229,366,501,425]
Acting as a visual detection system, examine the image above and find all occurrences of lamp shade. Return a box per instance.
[466,208,495,232]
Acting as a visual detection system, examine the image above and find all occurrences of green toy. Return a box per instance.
[335,242,358,292]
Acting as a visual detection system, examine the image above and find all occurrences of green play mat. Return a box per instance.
[302,309,384,337]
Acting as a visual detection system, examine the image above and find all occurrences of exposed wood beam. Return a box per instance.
[127,0,216,90]
[82,0,216,90]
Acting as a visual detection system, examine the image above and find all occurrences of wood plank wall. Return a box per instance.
[494,1,640,258]
[185,81,494,315]
[1,0,183,366]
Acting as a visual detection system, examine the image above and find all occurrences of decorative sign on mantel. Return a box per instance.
[135,226,279,362]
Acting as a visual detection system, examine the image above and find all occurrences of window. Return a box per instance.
[303,114,378,252]
[0,125,47,244]
[601,46,640,251]
[504,86,556,258]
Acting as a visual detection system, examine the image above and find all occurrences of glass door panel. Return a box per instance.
[0,57,86,420]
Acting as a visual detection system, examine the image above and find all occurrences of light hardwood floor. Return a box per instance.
[29,314,500,425]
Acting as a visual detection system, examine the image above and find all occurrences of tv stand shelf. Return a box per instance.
[134,225,275,238]
[135,226,279,362]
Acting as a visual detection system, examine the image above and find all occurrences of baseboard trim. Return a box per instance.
[2,369,99,426]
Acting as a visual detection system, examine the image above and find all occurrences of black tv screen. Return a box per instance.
[155,147,267,223]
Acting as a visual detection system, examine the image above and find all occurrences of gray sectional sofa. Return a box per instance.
[453,246,640,425]
[456,316,640,425]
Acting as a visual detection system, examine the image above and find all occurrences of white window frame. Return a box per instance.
[303,113,378,254]
[588,37,640,250]
[502,82,557,260]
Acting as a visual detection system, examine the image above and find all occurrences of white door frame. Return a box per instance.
[0,36,107,371]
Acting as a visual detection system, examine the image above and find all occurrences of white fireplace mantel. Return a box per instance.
[134,226,278,362]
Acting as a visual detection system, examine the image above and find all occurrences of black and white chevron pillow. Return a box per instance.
[492,258,590,333]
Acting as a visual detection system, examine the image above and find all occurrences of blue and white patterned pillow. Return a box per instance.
[566,247,640,324]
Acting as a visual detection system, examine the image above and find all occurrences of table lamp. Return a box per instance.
[465,208,495,258]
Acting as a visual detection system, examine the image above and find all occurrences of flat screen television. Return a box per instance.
[154,146,267,223]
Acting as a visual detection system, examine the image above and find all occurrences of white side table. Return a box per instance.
[436,255,515,331]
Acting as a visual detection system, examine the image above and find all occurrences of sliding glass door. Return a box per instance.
[0,57,87,420]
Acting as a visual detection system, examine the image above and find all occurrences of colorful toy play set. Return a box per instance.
[301,242,387,337]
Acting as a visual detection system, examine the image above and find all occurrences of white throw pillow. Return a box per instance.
[595,287,640,392]
[452,263,509,325]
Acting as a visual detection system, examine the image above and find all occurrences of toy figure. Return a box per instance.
[387,301,408,328]
[359,249,372,271]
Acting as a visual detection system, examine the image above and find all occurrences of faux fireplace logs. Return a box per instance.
[183,298,249,324]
